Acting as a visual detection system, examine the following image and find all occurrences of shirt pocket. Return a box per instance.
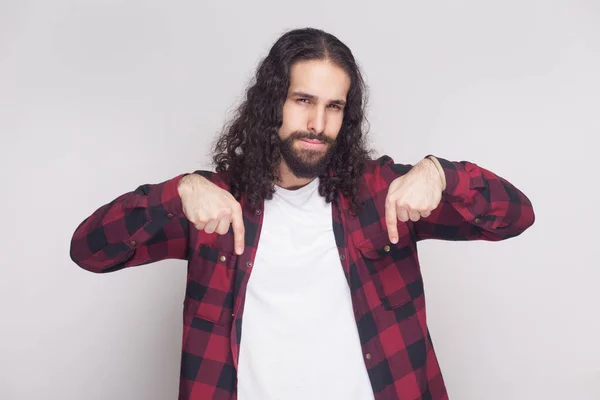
[184,245,237,325]
[356,230,422,310]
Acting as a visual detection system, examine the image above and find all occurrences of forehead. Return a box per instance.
[288,59,351,100]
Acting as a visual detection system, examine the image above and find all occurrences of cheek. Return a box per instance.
[327,113,344,139]
[281,103,304,133]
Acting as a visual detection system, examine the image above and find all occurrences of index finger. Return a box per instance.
[231,204,245,255]
[385,197,399,244]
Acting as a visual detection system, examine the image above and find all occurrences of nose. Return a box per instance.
[307,106,326,134]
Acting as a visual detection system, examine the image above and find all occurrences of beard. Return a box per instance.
[279,131,337,178]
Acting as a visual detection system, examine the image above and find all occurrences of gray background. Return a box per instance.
[1,0,598,399]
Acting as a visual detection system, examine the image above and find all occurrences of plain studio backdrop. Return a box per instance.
[1,1,598,399]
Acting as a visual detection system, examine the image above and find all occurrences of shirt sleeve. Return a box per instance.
[384,156,535,241]
[69,174,190,273]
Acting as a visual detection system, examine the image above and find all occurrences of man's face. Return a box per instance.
[278,59,351,178]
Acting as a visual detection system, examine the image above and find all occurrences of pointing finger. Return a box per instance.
[231,203,245,255]
[385,197,399,244]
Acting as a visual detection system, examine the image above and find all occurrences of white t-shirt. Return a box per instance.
[237,178,375,400]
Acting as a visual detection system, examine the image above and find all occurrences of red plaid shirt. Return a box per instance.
[70,155,535,399]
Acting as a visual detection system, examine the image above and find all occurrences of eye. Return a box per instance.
[296,98,310,104]
[328,104,342,110]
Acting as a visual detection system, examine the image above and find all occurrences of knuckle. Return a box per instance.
[220,209,232,219]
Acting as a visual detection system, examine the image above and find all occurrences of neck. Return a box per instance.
[276,161,317,190]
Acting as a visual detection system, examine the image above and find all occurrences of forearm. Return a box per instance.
[421,156,535,240]
[69,174,188,273]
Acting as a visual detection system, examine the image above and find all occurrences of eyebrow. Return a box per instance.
[291,91,346,106]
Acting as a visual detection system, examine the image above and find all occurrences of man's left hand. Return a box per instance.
[385,157,446,244]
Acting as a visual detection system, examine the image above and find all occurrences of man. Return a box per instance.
[70,28,535,400]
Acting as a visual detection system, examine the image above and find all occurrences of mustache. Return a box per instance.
[288,132,335,144]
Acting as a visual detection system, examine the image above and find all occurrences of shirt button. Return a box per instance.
[340,254,346,261]
[365,353,372,360]
[130,240,136,247]
[167,213,173,218]
[246,261,253,268]
[254,209,262,216]
[383,245,391,252]
[220,255,227,262]
[474,218,481,223]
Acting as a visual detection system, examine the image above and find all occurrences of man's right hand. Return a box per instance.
[177,174,245,255]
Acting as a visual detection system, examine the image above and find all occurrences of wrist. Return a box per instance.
[425,156,446,191]
[178,174,198,197]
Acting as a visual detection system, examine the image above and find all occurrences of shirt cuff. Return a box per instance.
[424,155,460,196]
[148,174,187,218]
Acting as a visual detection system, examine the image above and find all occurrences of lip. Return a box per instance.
[297,138,326,149]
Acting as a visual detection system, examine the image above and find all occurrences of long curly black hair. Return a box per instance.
[212,27,372,213]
